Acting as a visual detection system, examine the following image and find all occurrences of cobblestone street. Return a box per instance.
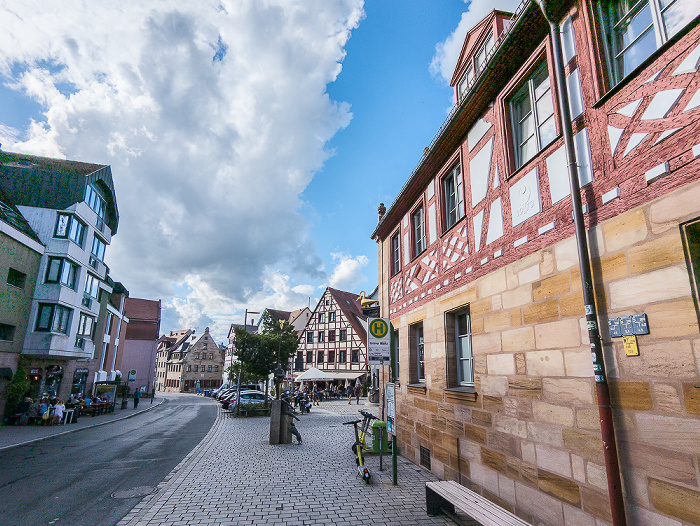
[118,399,454,526]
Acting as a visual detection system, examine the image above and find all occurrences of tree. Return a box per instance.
[235,311,299,406]
[4,355,30,418]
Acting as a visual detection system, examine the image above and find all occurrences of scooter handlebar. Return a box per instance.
[342,419,362,425]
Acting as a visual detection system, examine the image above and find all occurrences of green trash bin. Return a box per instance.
[370,420,390,453]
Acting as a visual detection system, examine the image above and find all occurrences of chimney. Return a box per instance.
[378,202,386,222]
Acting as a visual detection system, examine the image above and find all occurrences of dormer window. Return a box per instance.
[458,31,495,101]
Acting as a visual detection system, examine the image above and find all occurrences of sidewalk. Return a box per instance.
[0,396,164,451]
[118,398,454,526]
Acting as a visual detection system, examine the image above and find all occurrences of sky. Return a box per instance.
[0,0,521,343]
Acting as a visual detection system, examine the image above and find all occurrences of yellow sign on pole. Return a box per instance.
[623,335,639,356]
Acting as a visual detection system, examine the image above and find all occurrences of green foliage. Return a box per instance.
[234,311,298,383]
[4,355,30,418]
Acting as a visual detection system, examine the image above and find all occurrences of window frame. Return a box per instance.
[45,257,79,290]
[339,329,347,342]
[36,303,72,334]
[54,213,86,247]
[390,231,401,276]
[319,312,325,323]
[597,0,700,87]
[318,331,325,343]
[681,217,700,328]
[411,204,426,259]
[317,351,324,364]
[339,350,346,363]
[329,311,336,322]
[351,349,359,364]
[7,268,26,288]
[91,235,107,262]
[508,60,557,170]
[442,163,464,231]
[306,331,313,344]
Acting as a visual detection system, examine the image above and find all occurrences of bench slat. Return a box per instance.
[426,481,531,526]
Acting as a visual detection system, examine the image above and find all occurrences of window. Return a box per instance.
[328,351,335,364]
[36,304,72,334]
[215,365,219,372]
[351,349,359,364]
[681,217,700,326]
[319,312,325,323]
[412,206,426,257]
[91,236,106,262]
[339,329,347,342]
[0,323,16,341]
[328,330,336,342]
[457,31,495,100]
[85,184,107,230]
[306,331,313,344]
[84,273,99,298]
[55,213,83,245]
[75,312,95,338]
[306,351,313,363]
[454,308,474,386]
[509,62,556,169]
[317,351,324,363]
[318,331,325,343]
[46,258,79,290]
[329,312,336,322]
[7,268,26,288]
[194,353,199,359]
[391,233,401,276]
[194,365,198,372]
[443,164,464,230]
[187,365,191,372]
[411,323,425,382]
[208,365,212,372]
[598,0,700,86]
[394,330,400,380]
[339,350,346,363]
[209,353,213,360]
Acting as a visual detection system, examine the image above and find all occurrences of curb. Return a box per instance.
[0,398,166,452]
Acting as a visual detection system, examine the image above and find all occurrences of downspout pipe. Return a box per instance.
[534,2,627,525]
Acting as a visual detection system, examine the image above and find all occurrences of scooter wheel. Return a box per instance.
[351,444,358,454]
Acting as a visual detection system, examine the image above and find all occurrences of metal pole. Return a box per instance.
[390,327,397,486]
[534,3,626,524]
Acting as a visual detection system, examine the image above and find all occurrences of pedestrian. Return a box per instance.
[133,389,141,409]
[354,382,361,405]
[347,383,353,404]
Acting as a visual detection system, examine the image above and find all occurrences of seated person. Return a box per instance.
[20,400,39,425]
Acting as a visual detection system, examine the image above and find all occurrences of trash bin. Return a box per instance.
[370,420,390,453]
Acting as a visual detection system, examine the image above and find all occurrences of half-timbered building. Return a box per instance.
[296,287,369,385]
[373,2,700,525]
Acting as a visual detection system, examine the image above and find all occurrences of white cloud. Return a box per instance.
[0,0,365,334]
[328,252,369,291]
[429,0,523,85]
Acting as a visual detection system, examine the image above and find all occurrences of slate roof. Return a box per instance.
[0,187,42,244]
[0,151,119,233]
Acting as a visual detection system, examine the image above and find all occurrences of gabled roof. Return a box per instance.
[0,187,42,244]
[264,308,292,324]
[289,307,309,325]
[450,10,503,87]
[0,151,119,233]
[327,287,367,346]
[227,323,257,340]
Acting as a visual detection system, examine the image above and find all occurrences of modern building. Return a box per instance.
[295,287,368,385]
[0,152,119,401]
[372,3,700,525]
[0,189,43,415]
[155,328,224,392]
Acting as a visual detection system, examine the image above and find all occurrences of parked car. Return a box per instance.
[228,390,270,409]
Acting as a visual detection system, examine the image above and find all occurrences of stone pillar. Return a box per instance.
[280,412,292,444]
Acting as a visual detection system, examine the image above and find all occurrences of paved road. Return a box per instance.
[119,399,453,526]
[0,394,217,526]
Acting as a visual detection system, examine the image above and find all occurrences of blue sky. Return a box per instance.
[0,0,520,341]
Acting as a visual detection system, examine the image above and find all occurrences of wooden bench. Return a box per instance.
[426,480,531,526]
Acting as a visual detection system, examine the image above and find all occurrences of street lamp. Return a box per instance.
[236,309,259,416]
[274,320,285,399]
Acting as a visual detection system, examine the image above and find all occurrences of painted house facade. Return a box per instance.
[373,2,700,525]
[296,287,369,384]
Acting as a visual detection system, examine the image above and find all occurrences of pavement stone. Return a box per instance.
[117,399,454,526]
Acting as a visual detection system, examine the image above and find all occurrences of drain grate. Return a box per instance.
[111,486,155,499]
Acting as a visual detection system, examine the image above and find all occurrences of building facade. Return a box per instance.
[0,190,43,415]
[155,328,224,392]
[373,3,700,525]
[120,297,161,394]
[0,152,119,401]
[296,287,368,384]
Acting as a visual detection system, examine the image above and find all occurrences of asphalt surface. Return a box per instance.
[0,393,217,526]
